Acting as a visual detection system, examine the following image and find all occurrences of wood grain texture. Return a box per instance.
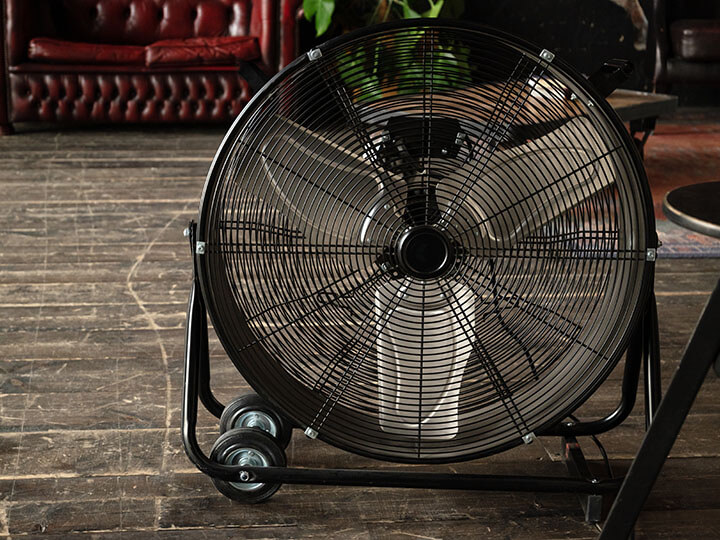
[0,125,718,539]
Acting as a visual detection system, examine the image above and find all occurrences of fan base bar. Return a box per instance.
[230,465,620,494]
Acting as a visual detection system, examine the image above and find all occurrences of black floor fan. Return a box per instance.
[182,19,667,534]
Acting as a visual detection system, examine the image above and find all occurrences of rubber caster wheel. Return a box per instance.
[220,393,292,449]
[210,427,286,503]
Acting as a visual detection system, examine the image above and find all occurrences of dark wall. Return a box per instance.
[667,0,720,20]
[464,0,654,90]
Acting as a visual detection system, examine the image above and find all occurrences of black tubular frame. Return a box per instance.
[182,219,655,499]
[600,279,720,539]
[541,264,662,438]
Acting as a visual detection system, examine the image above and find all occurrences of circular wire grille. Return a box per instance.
[198,20,654,463]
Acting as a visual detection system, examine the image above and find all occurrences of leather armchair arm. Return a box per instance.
[4,0,56,66]
[249,0,277,71]
[279,0,303,70]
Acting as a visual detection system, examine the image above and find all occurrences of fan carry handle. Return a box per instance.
[586,59,634,98]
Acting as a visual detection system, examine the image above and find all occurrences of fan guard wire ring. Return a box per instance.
[196,19,655,463]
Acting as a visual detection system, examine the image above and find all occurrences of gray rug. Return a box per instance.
[656,219,720,258]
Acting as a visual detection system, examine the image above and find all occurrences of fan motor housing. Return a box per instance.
[396,226,455,279]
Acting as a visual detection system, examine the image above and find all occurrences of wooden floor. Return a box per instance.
[1,124,719,539]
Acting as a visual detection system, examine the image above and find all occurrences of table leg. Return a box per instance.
[629,117,657,160]
[599,279,720,539]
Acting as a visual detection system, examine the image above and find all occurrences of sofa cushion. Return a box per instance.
[670,20,720,61]
[28,38,146,65]
[146,36,260,66]
[51,0,254,46]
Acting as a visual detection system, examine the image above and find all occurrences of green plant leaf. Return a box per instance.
[398,0,445,20]
[303,0,316,18]
[422,0,444,18]
[432,43,472,89]
[399,1,421,19]
[336,46,384,104]
[304,0,335,36]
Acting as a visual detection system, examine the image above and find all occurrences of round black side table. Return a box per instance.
[662,181,720,378]
[662,181,720,239]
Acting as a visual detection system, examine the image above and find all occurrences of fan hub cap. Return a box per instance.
[396,226,454,279]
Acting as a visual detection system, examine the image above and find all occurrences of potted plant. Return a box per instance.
[303,0,465,37]
[303,1,471,103]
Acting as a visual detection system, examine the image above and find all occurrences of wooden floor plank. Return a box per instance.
[1,125,719,538]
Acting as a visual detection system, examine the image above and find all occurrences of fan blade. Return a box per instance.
[376,279,475,440]
[437,116,623,248]
[254,115,397,243]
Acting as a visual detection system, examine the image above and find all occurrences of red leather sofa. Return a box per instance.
[0,0,302,134]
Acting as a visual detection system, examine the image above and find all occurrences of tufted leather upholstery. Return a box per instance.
[6,0,268,64]
[9,69,252,123]
[1,0,303,132]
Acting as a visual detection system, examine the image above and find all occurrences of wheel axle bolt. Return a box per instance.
[239,471,250,482]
